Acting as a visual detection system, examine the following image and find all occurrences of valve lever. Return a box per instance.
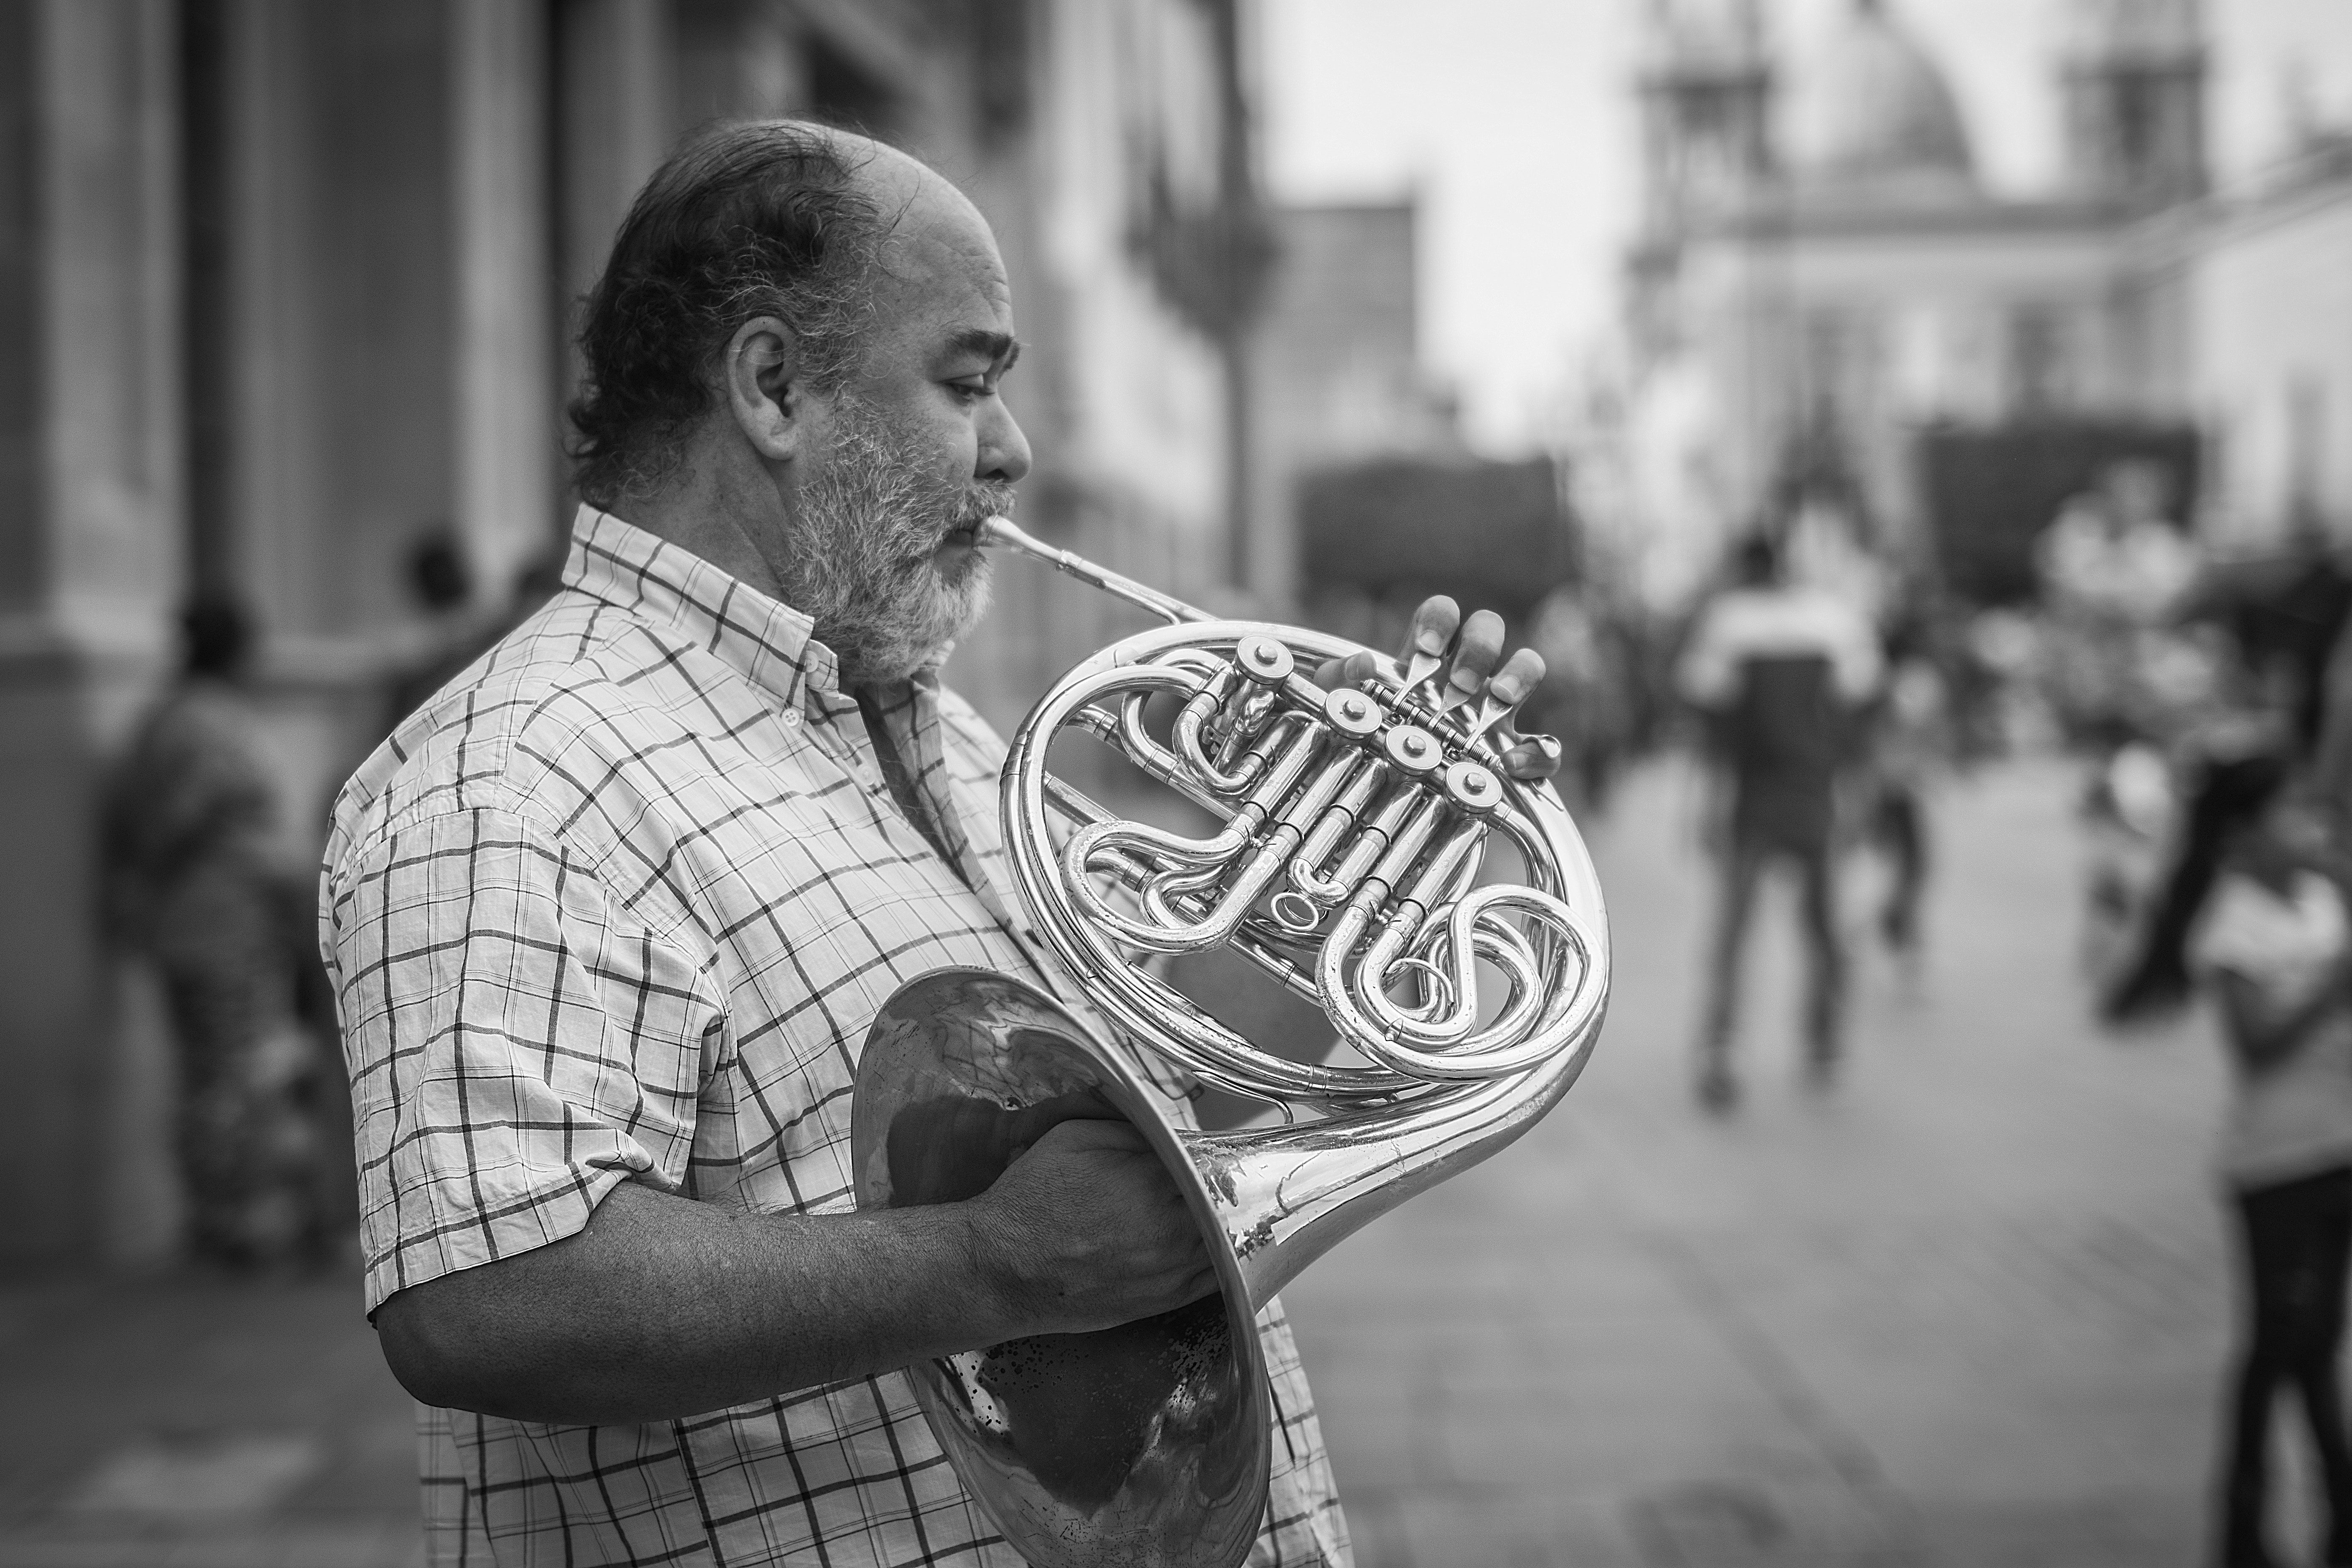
[1459,691,1515,746]
[1400,646,1444,700]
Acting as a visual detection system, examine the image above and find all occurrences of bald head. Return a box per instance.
[826,134,1010,344]
[569,121,989,508]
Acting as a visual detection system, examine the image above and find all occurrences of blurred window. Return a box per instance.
[2009,305,2070,414]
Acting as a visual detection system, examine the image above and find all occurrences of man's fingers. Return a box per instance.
[1484,648,1546,709]
[1443,610,1506,702]
[1306,605,1555,787]
[1500,732,1565,781]
[1404,597,1460,667]
[1311,651,1380,690]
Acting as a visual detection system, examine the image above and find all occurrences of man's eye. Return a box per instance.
[948,379,989,403]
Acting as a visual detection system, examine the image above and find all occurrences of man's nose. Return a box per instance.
[979,398,1032,486]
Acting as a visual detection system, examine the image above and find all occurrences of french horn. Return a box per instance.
[852,517,1609,1567]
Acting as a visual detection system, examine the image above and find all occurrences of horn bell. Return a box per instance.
[852,944,1607,1563]
[852,968,1269,1568]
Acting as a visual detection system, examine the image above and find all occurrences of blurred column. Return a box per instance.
[453,0,557,589]
[0,0,186,1267]
[183,0,323,638]
[555,0,675,459]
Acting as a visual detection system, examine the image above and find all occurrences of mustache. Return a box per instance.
[906,485,1020,555]
[958,484,1018,528]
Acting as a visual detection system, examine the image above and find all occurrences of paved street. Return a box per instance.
[1287,754,2243,1566]
[0,754,2265,1566]
[0,1274,418,1568]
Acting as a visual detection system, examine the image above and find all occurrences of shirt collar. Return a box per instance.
[563,505,843,712]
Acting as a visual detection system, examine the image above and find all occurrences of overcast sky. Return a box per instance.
[1260,0,2352,453]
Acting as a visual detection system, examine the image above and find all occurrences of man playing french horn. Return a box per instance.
[320,123,1565,1568]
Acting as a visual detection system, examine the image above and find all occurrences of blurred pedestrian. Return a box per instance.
[2035,459,2199,753]
[2105,535,2350,1022]
[103,596,329,1269]
[383,532,566,740]
[1526,583,1631,817]
[1867,622,1951,956]
[2103,726,2292,1024]
[382,526,480,735]
[1678,532,1882,1110]
[2189,781,2352,1568]
[2037,460,2197,632]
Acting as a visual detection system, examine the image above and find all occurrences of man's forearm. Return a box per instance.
[375,1181,1022,1425]
[373,1113,1219,1426]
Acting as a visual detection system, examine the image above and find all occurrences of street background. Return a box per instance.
[9,0,2352,1563]
[0,754,2254,1568]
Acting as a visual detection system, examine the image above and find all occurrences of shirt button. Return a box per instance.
[783,709,802,727]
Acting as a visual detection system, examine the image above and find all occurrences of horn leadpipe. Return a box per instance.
[979,514,1206,627]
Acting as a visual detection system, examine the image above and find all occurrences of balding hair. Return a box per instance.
[568,121,892,507]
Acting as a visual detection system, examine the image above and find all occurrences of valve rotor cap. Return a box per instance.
[1383,724,1443,777]
[1443,760,1503,816]
[1323,687,1383,740]
[1235,634,1294,686]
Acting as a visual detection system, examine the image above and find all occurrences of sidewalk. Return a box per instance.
[0,756,2262,1567]
[1285,754,2245,1566]
[0,1275,417,1568]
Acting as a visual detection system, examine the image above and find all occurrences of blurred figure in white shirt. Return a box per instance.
[2189,785,2352,1568]
[1678,533,1883,1111]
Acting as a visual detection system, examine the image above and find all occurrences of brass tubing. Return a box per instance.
[1173,666,1263,794]
[1192,740,1365,936]
[1119,658,1223,786]
[1285,753,1387,908]
[1141,860,1237,928]
[988,547,1609,1097]
[1064,721,1324,952]
[1139,723,1362,940]
[1348,885,1590,1078]
[1375,818,1487,963]
[979,515,1207,626]
[1300,778,1418,909]
[1207,686,1284,781]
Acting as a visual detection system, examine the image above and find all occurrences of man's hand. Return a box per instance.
[967,1118,1218,1335]
[1314,596,1560,781]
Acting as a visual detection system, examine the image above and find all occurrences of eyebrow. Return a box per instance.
[947,328,1021,372]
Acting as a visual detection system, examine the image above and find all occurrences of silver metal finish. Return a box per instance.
[852,518,1612,1568]
[852,972,1269,1568]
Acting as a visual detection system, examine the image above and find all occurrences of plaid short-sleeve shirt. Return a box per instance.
[319,508,1350,1568]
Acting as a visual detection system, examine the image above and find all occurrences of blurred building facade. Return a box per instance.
[1248,199,1584,651]
[1245,199,1461,609]
[2159,131,2352,546]
[1603,0,2352,608]
[0,0,1267,1268]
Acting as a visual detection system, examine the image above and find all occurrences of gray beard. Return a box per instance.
[779,400,1004,688]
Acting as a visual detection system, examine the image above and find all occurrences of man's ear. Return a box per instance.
[723,316,808,463]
